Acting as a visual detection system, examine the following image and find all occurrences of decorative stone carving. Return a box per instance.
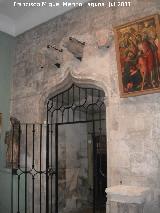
[95,29,114,49]
[5,117,21,168]
[64,37,85,61]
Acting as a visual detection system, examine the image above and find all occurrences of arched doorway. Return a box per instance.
[46,83,107,213]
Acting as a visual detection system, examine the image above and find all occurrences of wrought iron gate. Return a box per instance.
[11,84,107,213]
[46,84,107,213]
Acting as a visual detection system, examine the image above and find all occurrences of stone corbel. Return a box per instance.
[38,44,63,69]
[64,37,85,61]
[46,44,63,68]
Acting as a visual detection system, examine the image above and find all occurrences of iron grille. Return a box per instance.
[11,83,107,213]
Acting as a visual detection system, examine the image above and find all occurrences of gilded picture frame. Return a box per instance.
[114,14,160,97]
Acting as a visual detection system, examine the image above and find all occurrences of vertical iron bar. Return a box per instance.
[67,90,69,122]
[92,121,96,213]
[105,105,108,198]
[73,85,75,122]
[55,124,58,213]
[25,124,28,213]
[55,95,59,212]
[32,176,35,213]
[11,124,14,213]
[79,87,81,121]
[46,107,49,213]
[85,89,88,121]
[18,124,21,169]
[40,124,42,213]
[32,124,35,213]
[51,115,53,213]
[62,93,64,123]
[92,88,95,123]
[17,175,20,213]
[92,88,96,213]
[32,124,35,169]
[56,96,58,123]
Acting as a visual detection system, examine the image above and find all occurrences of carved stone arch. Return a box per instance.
[39,69,109,122]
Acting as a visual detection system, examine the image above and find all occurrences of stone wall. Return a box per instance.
[11,0,160,212]
[0,31,15,213]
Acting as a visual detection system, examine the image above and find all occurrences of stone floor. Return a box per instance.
[70,209,90,213]
[68,208,92,213]
[68,208,106,213]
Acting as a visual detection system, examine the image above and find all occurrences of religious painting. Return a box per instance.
[114,14,160,97]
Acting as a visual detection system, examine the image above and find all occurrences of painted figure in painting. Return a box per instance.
[5,117,21,168]
[116,15,160,96]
